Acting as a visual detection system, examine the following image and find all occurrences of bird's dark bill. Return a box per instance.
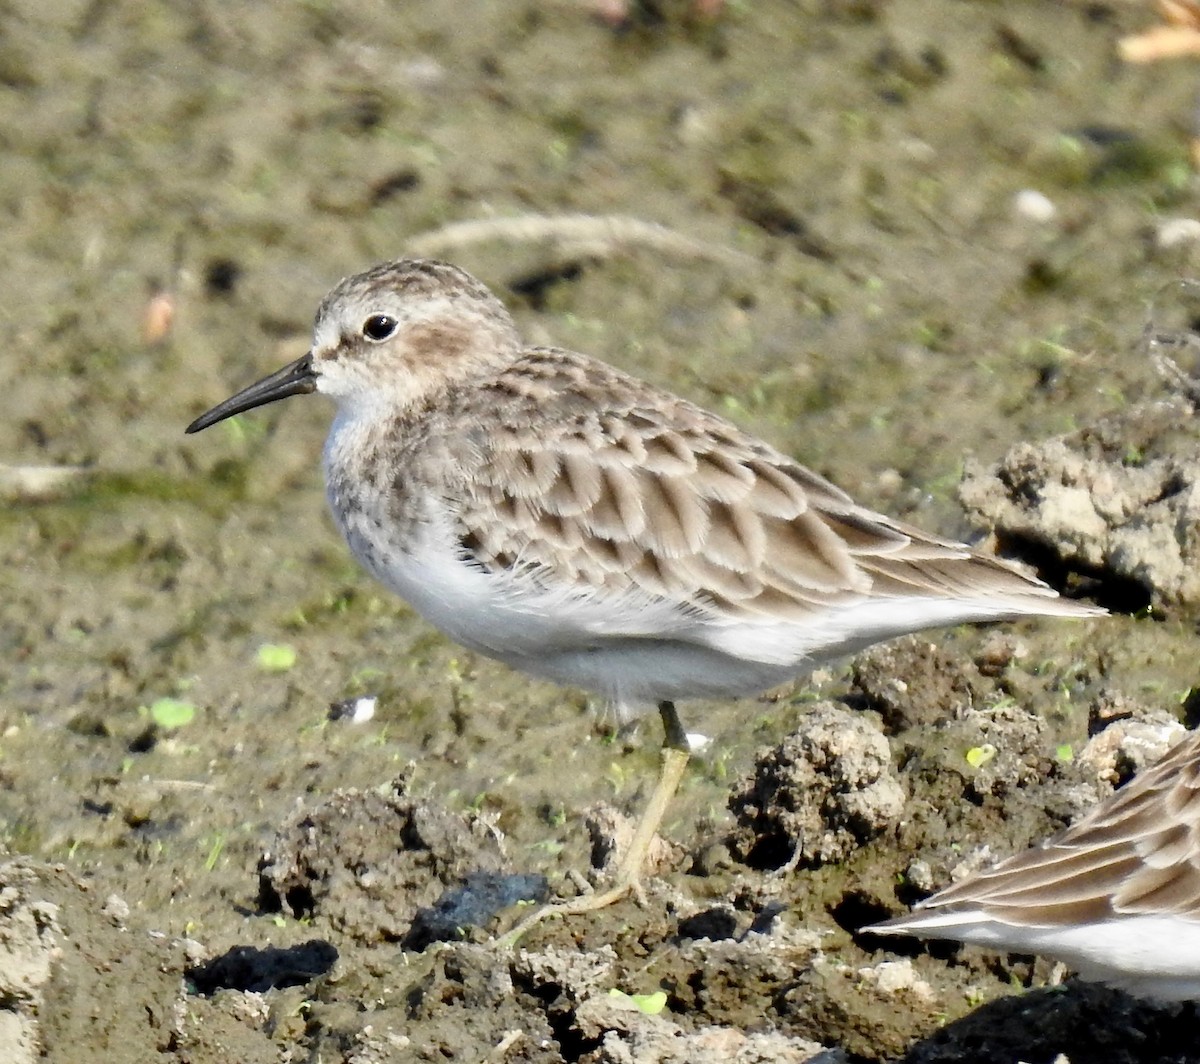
[186,353,316,433]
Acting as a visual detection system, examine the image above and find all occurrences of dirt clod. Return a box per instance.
[728,702,905,870]
[852,636,982,732]
[258,774,509,942]
[959,397,1200,610]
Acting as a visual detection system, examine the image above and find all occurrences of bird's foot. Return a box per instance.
[495,872,646,949]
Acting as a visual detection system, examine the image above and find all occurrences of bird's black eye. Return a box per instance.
[362,314,398,342]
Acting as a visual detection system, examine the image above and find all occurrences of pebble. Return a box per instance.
[1155,217,1200,250]
[1013,188,1057,224]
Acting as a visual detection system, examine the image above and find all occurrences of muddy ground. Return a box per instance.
[3,1,1200,1061]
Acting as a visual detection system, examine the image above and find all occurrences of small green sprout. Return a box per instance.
[964,744,996,769]
[608,989,668,1015]
[256,643,298,672]
[148,698,196,730]
[204,833,226,871]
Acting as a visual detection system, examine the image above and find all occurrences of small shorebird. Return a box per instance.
[186,258,1102,937]
[866,726,1200,1002]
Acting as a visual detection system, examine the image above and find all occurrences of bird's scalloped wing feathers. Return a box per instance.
[452,348,1070,632]
[900,729,1200,927]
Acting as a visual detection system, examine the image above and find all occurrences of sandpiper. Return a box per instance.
[186,258,1102,937]
[866,725,1200,1002]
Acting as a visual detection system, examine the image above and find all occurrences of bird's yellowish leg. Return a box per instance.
[499,701,690,946]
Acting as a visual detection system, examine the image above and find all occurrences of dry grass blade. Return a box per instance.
[405,213,757,270]
[1120,0,1200,61]
[0,463,90,501]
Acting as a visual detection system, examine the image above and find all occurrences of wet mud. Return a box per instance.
[4,2,1200,1061]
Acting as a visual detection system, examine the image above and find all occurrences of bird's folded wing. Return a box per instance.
[451,347,1064,629]
[900,729,1200,927]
